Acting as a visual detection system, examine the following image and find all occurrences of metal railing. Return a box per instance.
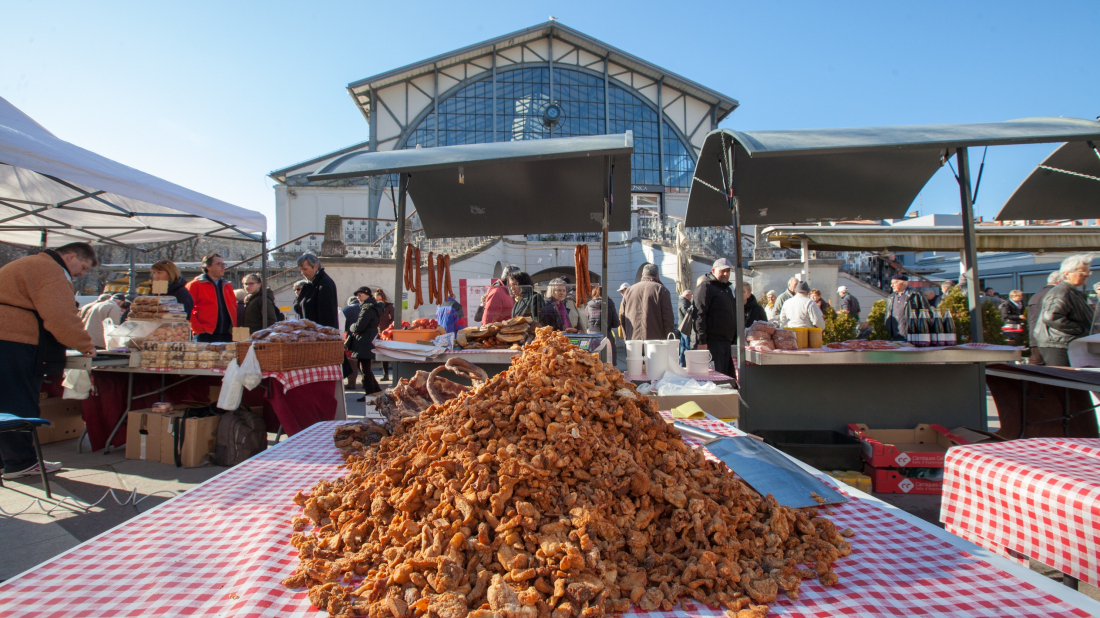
[636,213,751,260]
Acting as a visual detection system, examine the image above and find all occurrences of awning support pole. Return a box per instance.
[601,155,611,365]
[957,147,983,343]
[717,135,746,374]
[128,249,136,296]
[956,147,988,429]
[261,232,269,329]
[393,173,409,329]
[800,238,810,286]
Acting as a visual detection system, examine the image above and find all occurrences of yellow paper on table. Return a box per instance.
[671,401,705,419]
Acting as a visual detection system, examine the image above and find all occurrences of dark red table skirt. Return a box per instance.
[82,371,338,451]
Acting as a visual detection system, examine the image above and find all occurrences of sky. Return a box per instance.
[3,1,1098,239]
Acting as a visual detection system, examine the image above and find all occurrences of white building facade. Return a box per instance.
[269,22,744,316]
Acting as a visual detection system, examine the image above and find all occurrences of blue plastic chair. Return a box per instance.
[0,413,53,499]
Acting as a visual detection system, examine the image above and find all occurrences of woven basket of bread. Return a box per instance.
[235,340,345,372]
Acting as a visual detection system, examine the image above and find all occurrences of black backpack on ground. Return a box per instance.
[213,406,267,467]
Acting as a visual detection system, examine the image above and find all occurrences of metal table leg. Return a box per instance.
[101,372,202,454]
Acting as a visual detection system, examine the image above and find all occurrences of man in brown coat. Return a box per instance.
[0,243,97,480]
[620,263,675,341]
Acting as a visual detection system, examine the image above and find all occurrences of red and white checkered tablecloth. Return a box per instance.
[266,365,342,391]
[136,365,341,392]
[1,420,1091,617]
[941,438,1100,587]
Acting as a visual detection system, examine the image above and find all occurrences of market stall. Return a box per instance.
[0,97,330,457]
[2,416,1098,617]
[308,132,632,380]
[684,117,1100,432]
[941,437,1100,591]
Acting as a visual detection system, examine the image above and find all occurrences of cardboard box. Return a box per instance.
[847,423,1002,468]
[864,464,944,495]
[847,423,958,468]
[158,413,219,468]
[655,389,739,421]
[125,409,164,462]
[37,397,85,444]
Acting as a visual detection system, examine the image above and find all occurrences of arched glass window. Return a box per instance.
[403,66,695,188]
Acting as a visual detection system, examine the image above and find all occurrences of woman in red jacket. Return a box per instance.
[480,279,514,324]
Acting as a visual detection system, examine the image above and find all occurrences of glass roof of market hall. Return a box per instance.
[270,21,739,191]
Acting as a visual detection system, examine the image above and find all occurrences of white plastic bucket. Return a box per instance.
[666,333,680,367]
[626,357,644,376]
[685,350,711,375]
[645,341,669,381]
[625,340,645,360]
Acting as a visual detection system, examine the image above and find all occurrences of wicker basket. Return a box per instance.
[235,340,346,372]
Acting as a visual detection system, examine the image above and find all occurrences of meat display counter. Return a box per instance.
[738,346,1022,433]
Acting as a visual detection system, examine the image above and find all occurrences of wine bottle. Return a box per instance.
[906,307,918,345]
[918,309,932,347]
[931,309,944,346]
[942,309,957,346]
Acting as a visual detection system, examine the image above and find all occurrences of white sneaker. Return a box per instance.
[3,461,63,480]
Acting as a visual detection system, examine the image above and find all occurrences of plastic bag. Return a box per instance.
[238,344,263,390]
[62,369,92,399]
[217,359,244,410]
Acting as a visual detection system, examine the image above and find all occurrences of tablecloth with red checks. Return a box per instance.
[941,438,1100,587]
[267,365,342,391]
[139,364,341,391]
[0,422,1091,618]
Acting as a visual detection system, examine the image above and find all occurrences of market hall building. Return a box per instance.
[269,21,744,315]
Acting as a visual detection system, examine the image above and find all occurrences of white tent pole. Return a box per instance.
[128,249,136,296]
[261,232,269,329]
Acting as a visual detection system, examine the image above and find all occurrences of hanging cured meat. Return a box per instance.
[427,251,437,304]
[413,247,424,309]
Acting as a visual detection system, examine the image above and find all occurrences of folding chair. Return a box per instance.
[0,413,53,499]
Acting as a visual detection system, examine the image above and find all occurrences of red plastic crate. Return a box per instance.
[864,464,943,495]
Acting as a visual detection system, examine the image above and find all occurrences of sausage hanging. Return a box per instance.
[574,244,591,306]
[426,251,437,304]
[403,244,414,291]
[413,246,424,309]
[435,254,445,302]
[442,254,453,299]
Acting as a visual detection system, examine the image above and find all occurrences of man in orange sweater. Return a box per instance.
[0,243,97,480]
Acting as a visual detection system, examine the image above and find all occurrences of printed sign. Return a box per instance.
[897,478,915,493]
[894,452,912,467]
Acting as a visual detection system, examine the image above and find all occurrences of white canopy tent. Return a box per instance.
[0,96,265,248]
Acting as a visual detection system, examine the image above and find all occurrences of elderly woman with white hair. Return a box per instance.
[1035,254,1095,367]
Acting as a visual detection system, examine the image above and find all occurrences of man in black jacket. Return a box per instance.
[1027,272,1061,365]
[694,258,736,377]
[1035,256,1094,367]
[296,253,339,328]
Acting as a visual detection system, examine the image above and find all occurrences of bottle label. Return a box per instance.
[945,333,956,345]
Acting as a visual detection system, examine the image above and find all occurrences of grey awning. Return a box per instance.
[686,118,1100,227]
[762,224,1100,252]
[309,133,633,238]
[996,141,1100,221]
